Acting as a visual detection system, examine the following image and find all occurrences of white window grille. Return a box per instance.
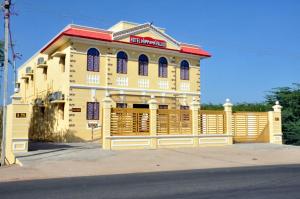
[86,74,100,84]
[158,80,169,89]
[138,79,149,88]
[180,82,190,91]
[116,77,128,86]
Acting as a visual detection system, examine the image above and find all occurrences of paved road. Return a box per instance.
[0,165,300,199]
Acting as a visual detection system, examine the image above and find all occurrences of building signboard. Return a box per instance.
[16,113,26,118]
[130,35,166,48]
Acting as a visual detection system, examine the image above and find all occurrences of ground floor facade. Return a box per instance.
[27,86,199,142]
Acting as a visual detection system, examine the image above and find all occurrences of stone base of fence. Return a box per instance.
[106,135,233,150]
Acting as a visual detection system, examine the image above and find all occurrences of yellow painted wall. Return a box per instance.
[15,28,202,141]
[5,104,31,164]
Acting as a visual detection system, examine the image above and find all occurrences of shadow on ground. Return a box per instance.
[28,142,77,151]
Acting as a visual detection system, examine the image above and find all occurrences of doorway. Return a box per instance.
[133,104,149,109]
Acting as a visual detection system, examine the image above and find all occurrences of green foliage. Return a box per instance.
[265,83,300,145]
[201,103,271,112]
[201,103,223,110]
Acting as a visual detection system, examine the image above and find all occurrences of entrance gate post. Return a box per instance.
[102,96,112,149]
[223,99,233,144]
[190,98,200,146]
[148,96,158,149]
[269,101,283,144]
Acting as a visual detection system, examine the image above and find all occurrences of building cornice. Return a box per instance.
[70,84,201,96]
[70,37,203,60]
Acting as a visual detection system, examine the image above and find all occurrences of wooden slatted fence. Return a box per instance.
[198,110,226,134]
[157,109,192,135]
[232,112,268,143]
[111,108,150,136]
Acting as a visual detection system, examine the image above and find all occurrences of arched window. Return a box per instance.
[87,48,100,72]
[117,51,128,74]
[158,57,168,78]
[180,60,189,80]
[138,54,148,76]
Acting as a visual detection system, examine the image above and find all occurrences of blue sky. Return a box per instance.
[1,0,299,104]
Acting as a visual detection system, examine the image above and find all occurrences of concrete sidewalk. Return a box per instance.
[1,143,300,182]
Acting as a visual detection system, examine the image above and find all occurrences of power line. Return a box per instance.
[8,18,21,87]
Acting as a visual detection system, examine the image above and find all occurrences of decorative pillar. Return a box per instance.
[223,98,233,145]
[148,96,158,149]
[269,101,283,144]
[102,96,112,149]
[190,98,200,146]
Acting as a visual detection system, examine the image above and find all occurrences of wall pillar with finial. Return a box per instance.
[223,98,233,145]
[148,95,158,149]
[102,95,113,149]
[190,97,200,146]
[269,101,283,144]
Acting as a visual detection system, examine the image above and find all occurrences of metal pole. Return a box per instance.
[13,59,16,88]
[1,0,11,166]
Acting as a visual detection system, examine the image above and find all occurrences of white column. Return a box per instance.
[269,101,283,144]
[148,96,158,149]
[102,96,112,149]
[190,98,200,146]
[223,98,233,144]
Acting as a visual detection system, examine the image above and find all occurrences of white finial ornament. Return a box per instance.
[272,100,282,112]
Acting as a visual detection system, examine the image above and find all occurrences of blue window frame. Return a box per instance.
[117,51,128,74]
[138,54,148,76]
[180,60,189,80]
[87,102,99,120]
[87,48,100,72]
[158,57,168,78]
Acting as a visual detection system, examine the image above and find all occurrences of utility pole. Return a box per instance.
[1,0,11,166]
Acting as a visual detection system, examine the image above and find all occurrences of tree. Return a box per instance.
[265,84,300,145]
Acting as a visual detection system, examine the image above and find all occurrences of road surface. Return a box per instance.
[0,164,299,199]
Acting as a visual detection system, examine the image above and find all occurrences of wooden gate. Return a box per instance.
[110,108,150,136]
[198,110,226,134]
[232,112,269,143]
[157,109,192,135]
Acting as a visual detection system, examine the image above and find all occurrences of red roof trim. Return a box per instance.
[41,34,64,53]
[64,28,112,41]
[41,27,211,57]
[180,46,211,57]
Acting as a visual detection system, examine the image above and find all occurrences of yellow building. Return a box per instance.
[2,20,282,158]
[13,21,211,141]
